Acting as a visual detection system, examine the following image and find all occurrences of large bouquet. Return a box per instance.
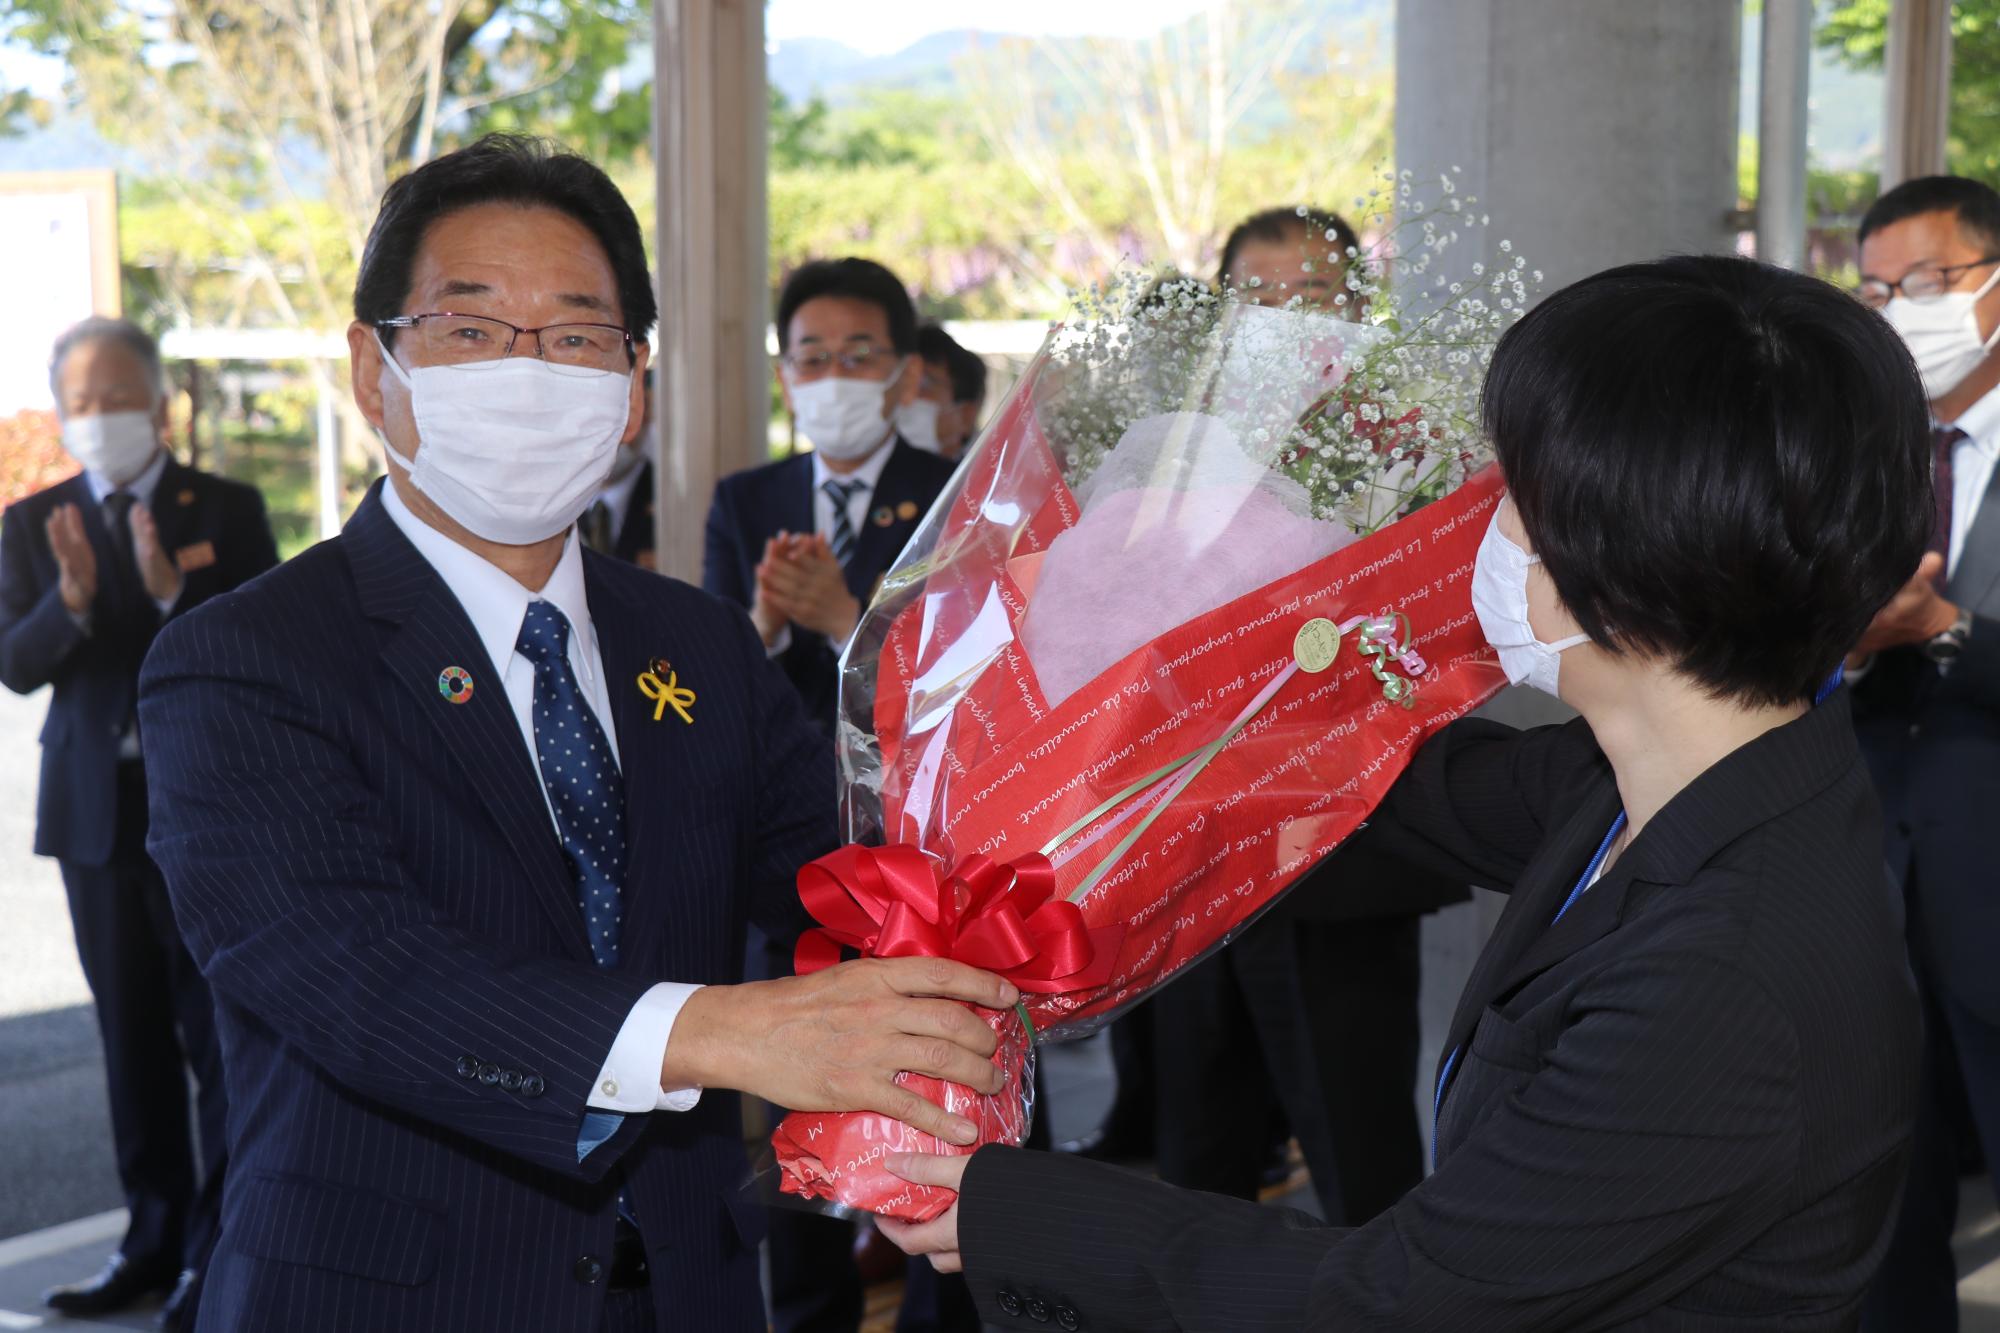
[773,198,1531,1220]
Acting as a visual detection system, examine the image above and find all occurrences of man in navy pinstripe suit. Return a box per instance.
[137,136,1015,1333]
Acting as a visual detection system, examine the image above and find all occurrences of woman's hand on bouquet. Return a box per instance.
[878,1153,970,1272]
[661,959,1018,1145]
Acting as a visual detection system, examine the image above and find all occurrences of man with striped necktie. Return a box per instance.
[1851,175,2000,1332]
[704,258,955,734]
[702,259,964,1333]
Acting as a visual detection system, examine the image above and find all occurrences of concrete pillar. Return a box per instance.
[1396,0,1744,1152]
[1882,0,1953,188]
[1756,0,1812,270]
[651,0,769,582]
[1397,1,1742,298]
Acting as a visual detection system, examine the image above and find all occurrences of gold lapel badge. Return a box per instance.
[176,488,196,507]
[638,656,695,725]
[896,500,919,521]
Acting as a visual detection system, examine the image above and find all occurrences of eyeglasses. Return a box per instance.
[1855,258,2000,309]
[781,342,900,380]
[374,313,634,375]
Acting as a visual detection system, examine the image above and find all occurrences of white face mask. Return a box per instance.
[792,365,903,461]
[894,399,945,454]
[1470,507,1590,698]
[1883,264,2000,400]
[375,334,633,545]
[62,411,159,487]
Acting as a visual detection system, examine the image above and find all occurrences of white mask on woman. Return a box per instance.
[793,367,903,462]
[62,411,159,487]
[1882,264,2000,400]
[1470,507,1590,698]
[375,334,632,545]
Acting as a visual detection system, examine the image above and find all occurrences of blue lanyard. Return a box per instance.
[1433,811,1626,1136]
[1431,663,1843,1145]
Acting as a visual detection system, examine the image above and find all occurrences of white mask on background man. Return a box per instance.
[893,399,945,454]
[62,411,159,487]
[1883,264,2000,399]
[792,366,903,462]
[375,333,632,545]
[1469,506,1589,698]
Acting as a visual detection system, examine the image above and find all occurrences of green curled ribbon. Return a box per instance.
[1358,613,1420,709]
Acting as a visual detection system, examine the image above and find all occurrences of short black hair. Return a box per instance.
[1486,255,1931,706]
[776,258,917,354]
[355,135,657,350]
[917,323,987,406]
[1859,174,2000,252]
[1218,207,1362,289]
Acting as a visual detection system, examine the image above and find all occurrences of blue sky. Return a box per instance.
[765,0,1214,55]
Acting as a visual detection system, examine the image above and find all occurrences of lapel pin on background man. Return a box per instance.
[1,318,279,1330]
[134,136,1014,1333]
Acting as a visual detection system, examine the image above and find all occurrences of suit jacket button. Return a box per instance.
[572,1254,603,1285]
[1056,1305,1081,1331]
[455,1055,479,1079]
[499,1069,522,1092]
[478,1062,501,1085]
[997,1289,1023,1317]
[1026,1296,1051,1323]
[521,1074,546,1098]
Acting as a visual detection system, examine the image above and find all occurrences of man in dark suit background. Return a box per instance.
[1,317,278,1327]
[137,137,1012,1333]
[704,257,956,734]
[1852,176,2000,1332]
[581,367,657,569]
[1145,207,1466,1229]
[702,258,968,1333]
[898,323,986,461]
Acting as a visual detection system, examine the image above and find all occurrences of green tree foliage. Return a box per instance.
[1821,0,2000,183]
[766,16,1394,319]
[6,0,647,332]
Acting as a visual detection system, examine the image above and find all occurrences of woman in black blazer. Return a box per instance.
[879,256,1935,1331]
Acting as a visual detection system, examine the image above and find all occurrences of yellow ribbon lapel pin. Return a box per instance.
[637,657,696,725]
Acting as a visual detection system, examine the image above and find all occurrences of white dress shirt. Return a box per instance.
[382,480,700,1115]
[84,448,179,758]
[811,435,897,540]
[1946,385,2000,580]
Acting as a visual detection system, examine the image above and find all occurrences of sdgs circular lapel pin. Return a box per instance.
[437,666,475,704]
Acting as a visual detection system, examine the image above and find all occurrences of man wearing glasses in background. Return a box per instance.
[134,138,1015,1333]
[1852,175,2000,1332]
[702,259,971,1333]
[704,257,955,727]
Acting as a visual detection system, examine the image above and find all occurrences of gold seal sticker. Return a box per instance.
[1294,618,1343,674]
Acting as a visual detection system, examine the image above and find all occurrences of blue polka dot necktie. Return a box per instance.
[515,600,626,968]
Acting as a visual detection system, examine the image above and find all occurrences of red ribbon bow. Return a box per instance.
[794,845,1123,994]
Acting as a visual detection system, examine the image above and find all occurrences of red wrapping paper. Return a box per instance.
[771,309,1509,1220]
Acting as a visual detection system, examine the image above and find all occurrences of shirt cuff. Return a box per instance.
[587,981,704,1113]
[765,624,793,658]
[67,605,91,635]
[1844,653,1877,683]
